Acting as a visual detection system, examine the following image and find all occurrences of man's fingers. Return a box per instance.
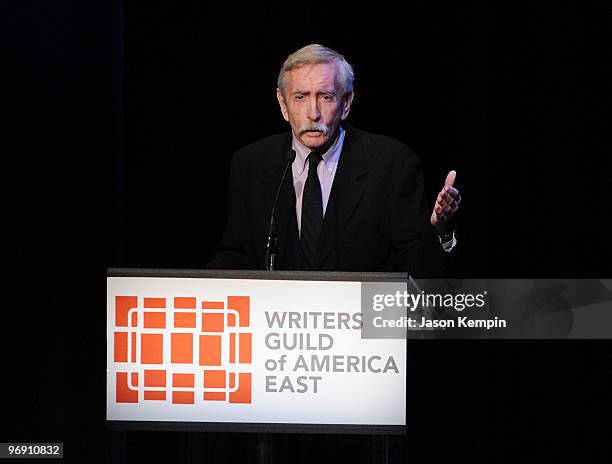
[440,188,461,206]
[432,175,460,226]
[437,191,460,209]
[435,206,447,219]
[431,209,446,225]
[436,195,446,209]
[444,170,457,188]
[431,210,438,225]
[444,186,459,198]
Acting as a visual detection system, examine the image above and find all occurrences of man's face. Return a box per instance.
[277,62,354,151]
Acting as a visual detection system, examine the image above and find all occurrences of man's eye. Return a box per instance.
[294,95,305,101]
[322,94,336,101]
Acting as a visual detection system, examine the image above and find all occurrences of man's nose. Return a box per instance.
[307,99,321,121]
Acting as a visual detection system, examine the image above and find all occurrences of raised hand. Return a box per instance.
[431,170,461,232]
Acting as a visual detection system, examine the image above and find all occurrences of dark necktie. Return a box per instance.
[300,152,324,268]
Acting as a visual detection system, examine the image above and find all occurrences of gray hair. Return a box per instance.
[277,44,354,99]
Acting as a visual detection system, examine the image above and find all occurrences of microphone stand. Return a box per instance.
[265,149,296,270]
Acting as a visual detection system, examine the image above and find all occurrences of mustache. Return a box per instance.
[298,122,330,135]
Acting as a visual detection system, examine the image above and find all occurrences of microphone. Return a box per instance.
[265,149,296,270]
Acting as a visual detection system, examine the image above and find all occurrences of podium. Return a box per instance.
[107,269,409,436]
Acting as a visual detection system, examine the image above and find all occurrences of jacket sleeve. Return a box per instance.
[205,152,255,270]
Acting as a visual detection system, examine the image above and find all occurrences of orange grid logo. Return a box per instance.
[113,296,252,405]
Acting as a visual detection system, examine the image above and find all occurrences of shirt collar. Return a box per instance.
[291,126,345,175]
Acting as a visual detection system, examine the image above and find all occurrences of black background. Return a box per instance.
[2,1,611,463]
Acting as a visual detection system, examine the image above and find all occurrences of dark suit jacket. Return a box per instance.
[207,124,450,276]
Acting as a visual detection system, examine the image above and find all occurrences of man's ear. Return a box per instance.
[276,88,289,122]
[341,91,355,120]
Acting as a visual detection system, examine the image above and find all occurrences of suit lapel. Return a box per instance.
[314,125,368,268]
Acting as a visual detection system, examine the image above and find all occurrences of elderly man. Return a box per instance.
[208,44,461,276]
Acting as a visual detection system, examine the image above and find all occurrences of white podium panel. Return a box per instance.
[106,270,407,433]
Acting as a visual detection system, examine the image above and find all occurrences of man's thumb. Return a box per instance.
[444,170,457,188]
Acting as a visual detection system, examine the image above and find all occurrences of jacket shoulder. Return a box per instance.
[232,132,291,167]
[348,126,422,167]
